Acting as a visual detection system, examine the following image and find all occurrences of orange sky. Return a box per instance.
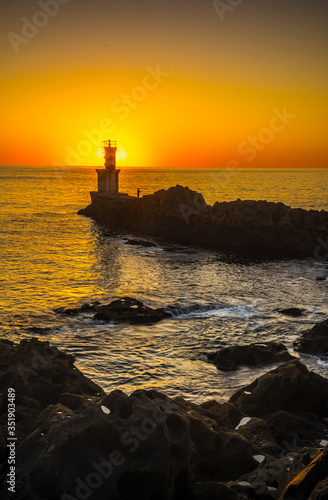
[0,0,327,168]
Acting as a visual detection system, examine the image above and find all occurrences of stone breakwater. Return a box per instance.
[1,325,328,499]
[78,185,328,259]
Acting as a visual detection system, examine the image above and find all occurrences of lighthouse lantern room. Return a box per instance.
[96,140,120,195]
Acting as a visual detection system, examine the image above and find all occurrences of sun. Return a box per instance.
[96,147,103,159]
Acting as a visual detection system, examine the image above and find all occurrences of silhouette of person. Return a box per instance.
[137,188,140,198]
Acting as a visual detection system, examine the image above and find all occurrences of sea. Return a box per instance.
[0,165,327,403]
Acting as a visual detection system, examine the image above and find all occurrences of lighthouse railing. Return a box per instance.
[102,140,117,148]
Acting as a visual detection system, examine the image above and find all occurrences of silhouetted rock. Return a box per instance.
[294,318,328,354]
[207,342,294,371]
[79,185,328,259]
[229,359,328,418]
[0,338,104,443]
[2,339,328,500]
[263,410,328,450]
[54,297,171,324]
[6,389,256,500]
[93,297,171,324]
[278,308,303,317]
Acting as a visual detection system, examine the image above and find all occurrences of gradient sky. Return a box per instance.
[1,0,327,167]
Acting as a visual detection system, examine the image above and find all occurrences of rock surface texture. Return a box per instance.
[294,318,328,354]
[54,297,172,324]
[78,185,328,258]
[207,342,295,371]
[1,339,328,499]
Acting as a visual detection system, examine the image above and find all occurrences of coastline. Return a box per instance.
[78,185,328,260]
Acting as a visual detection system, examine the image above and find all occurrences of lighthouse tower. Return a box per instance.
[96,140,120,195]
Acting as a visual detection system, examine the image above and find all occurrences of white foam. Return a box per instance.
[235,417,251,430]
[320,440,328,446]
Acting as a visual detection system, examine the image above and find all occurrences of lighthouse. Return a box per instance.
[96,140,120,195]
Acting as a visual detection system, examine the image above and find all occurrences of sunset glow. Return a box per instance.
[0,1,327,168]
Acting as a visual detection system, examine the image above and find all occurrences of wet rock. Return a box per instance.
[79,185,328,259]
[6,389,256,500]
[54,297,171,324]
[207,342,295,371]
[229,359,328,418]
[199,401,244,430]
[293,318,328,354]
[278,308,303,317]
[263,411,328,451]
[235,417,281,457]
[280,447,328,499]
[93,297,172,324]
[0,338,104,443]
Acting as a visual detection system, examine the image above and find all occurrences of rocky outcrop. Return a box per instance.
[0,338,104,443]
[207,342,295,371]
[78,185,328,259]
[1,339,328,500]
[54,297,172,324]
[278,308,303,317]
[229,359,328,418]
[293,318,328,354]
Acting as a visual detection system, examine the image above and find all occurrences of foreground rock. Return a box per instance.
[207,342,295,371]
[278,308,303,317]
[294,318,328,354]
[0,338,104,445]
[78,185,328,259]
[1,339,328,499]
[229,359,328,418]
[280,447,328,499]
[55,297,172,324]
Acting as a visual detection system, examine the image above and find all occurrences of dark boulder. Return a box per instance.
[199,400,244,430]
[278,308,303,317]
[54,297,171,324]
[6,389,256,500]
[0,338,104,443]
[229,359,328,418]
[293,318,328,354]
[263,410,328,451]
[93,297,172,324]
[207,342,295,371]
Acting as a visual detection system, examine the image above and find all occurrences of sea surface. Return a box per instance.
[0,165,328,402]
